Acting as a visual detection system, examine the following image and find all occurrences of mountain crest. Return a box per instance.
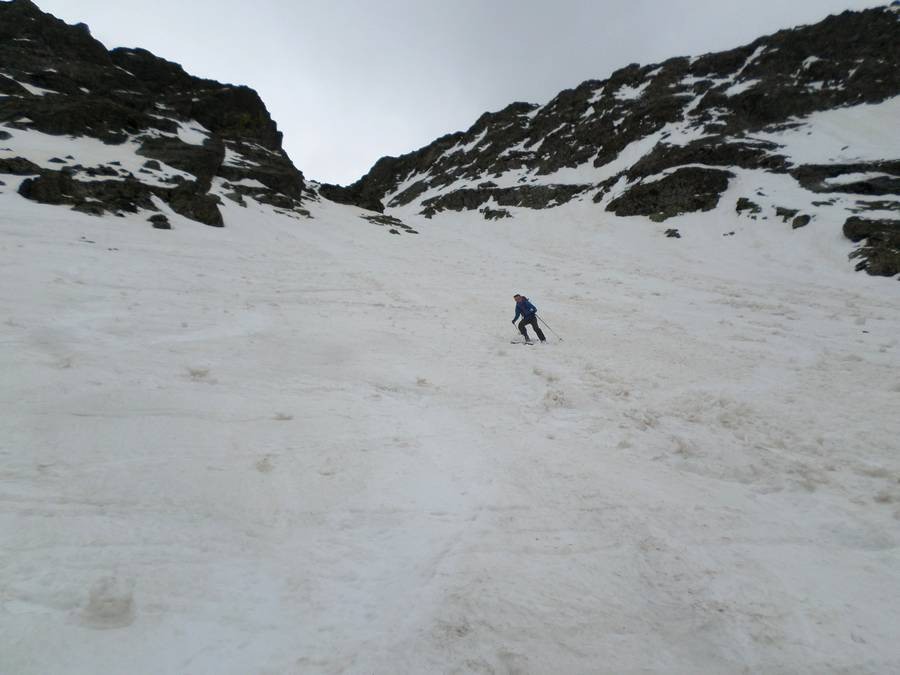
[0,0,311,227]
[322,3,899,276]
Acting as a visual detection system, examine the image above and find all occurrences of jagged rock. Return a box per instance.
[853,200,900,213]
[791,161,900,195]
[628,139,787,180]
[422,184,587,216]
[255,191,296,210]
[85,165,119,177]
[163,186,223,227]
[775,207,799,222]
[607,168,733,221]
[362,213,404,227]
[137,136,223,184]
[359,213,417,234]
[0,156,41,175]
[148,214,171,230]
[72,202,105,216]
[0,0,307,225]
[389,181,429,208]
[18,171,158,214]
[843,217,900,242]
[16,165,227,224]
[320,4,900,222]
[844,217,900,277]
[665,228,681,238]
[481,207,512,220]
[318,182,385,213]
[18,172,67,204]
[736,197,761,214]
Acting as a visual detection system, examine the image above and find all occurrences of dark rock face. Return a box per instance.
[607,168,733,220]
[843,216,900,243]
[322,4,899,231]
[0,0,310,225]
[0,156,42,175]
[148,214,171,229]
[791,161,900,195]
[776,207,799,222]
[852,200,900,213]
[481,206,512,220]
[420,184,588,218]
[844,217,900,277]
[792,214,811,229]
[736,198,762,214]
[360,213,418,235]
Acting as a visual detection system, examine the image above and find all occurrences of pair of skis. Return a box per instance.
[509,316,561,345]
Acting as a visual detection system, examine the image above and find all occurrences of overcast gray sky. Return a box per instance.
[36,0,889,184]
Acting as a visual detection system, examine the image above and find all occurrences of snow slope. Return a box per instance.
[1,178,899,674]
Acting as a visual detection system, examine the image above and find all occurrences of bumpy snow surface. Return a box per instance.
[2,177,899,673]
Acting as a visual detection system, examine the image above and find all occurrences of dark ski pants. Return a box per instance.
[518,315,546,342]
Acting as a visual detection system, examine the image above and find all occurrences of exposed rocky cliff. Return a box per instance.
[324,3,900,277]
[0,0,311,227]
[2,1,898,274]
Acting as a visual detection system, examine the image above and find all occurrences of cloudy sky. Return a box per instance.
[36,0,889,184]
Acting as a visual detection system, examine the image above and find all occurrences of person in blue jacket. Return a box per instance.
[512,293,546,343]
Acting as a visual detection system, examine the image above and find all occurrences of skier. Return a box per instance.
[512,293,546,343]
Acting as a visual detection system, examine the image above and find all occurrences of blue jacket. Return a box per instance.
[513,298,537,322]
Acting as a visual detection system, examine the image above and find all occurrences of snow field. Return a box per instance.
[1,181,899,674]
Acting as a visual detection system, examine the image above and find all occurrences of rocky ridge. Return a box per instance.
[1,0,898,273]
[0,0,311,227]
[324,3,900,277]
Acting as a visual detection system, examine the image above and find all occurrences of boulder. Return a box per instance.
[481,206,512,220]
[843,217,900,277]
[775,207,799,222]
[843,217,899,242]
[736,197,761,214]
[0,156,42,175]
[148,214,171,229]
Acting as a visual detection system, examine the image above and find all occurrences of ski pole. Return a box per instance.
[538,316,563,342]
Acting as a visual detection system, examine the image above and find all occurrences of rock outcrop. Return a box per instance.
[844,216,900,276]
[0,0,311,225]
[322,3,899,276]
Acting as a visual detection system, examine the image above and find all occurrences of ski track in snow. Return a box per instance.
[0,177,899,674]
